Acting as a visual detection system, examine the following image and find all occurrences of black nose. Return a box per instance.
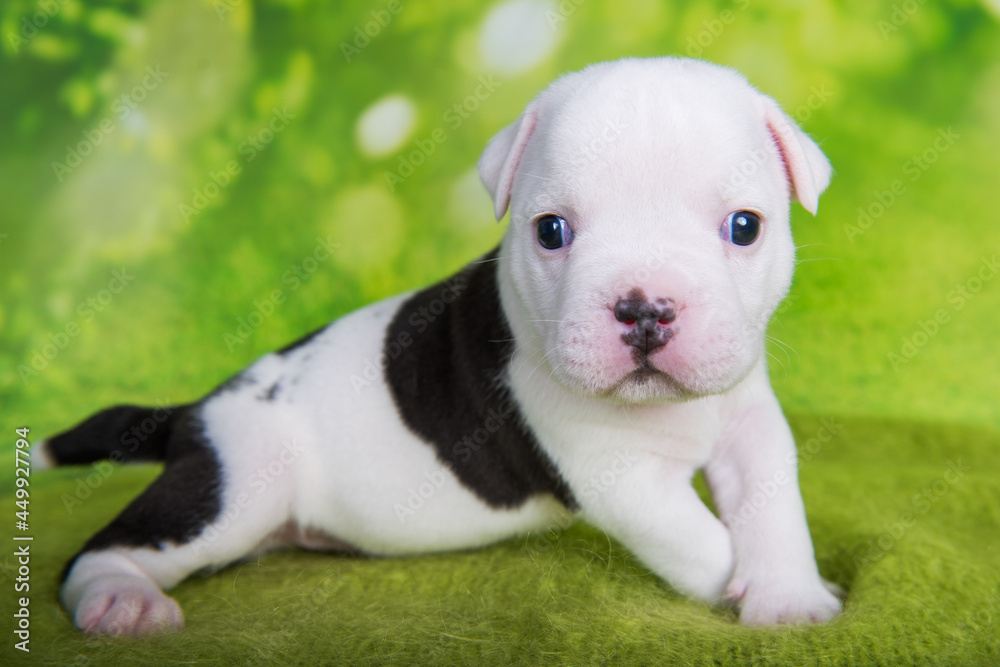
[614,294,676,355]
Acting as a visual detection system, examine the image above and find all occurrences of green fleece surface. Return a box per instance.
[2,0,1000,664]
[2,417,999,665]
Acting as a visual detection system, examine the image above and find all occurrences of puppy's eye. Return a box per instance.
[536,214,574,250]
[723,211,761,246]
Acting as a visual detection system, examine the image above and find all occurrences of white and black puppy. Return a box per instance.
[35,57,842,636]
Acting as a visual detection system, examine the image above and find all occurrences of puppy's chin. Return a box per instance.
[552,364,729,404]
[604,368,701,403]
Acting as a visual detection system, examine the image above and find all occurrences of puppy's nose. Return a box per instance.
[614,295,676,354]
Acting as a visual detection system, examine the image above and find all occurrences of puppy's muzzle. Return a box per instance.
[614,290,677,356]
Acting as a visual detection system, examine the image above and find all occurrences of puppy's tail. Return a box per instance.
[31,404,187,470]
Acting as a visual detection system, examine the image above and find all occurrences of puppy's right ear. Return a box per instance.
[478,105,538,220]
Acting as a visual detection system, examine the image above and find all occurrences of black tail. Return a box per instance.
[41,404,187,466]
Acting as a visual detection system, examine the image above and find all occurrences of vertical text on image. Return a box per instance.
[13,427,33,653]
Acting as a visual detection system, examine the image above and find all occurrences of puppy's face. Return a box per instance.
[480,59,831,403]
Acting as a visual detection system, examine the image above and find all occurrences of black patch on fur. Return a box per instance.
[383,248,577,511]
[262,383,280,401]
[214,371,256,396]
[60,406,223,582]
[46,404,184,465]
[276,324,327,356]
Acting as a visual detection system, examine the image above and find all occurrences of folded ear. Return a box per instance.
[762,100,831,215]
[478,105,538,220]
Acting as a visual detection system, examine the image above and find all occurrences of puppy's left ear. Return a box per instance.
[478,104,538,220]
[762,100,831,215]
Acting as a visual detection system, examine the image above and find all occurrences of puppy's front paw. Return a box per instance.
[727,577,842,626]
[73,575,184,636]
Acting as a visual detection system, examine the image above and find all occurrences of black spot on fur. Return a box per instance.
[60,407,223,581]
[384,248,577,511]
[214,371,256,396]
[260,382,280,401]
[277,325,327,356]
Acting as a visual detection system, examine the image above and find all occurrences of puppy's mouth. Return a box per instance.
[605,359,697,402]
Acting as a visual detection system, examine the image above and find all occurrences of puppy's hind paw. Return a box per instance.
[74,575,184,636]
[29,439,56,471]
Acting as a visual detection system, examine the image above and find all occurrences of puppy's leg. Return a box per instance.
[578,453,734,602]
[704,384,842,625]
[61,415,289,636]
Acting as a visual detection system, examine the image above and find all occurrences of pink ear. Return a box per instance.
[478,106,538,220]
[763,101,831,215]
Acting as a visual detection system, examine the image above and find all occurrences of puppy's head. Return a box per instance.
[480,58,831,403]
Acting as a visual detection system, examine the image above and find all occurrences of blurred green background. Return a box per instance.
[1,0,999,664]
[1,0,998,432]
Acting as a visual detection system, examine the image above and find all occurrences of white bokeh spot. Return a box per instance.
[355,94,417,159]
[480,0,560,76]
[122,109,150,137]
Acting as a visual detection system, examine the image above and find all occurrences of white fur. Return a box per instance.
[30,439,56,471]
[61,57,840,634]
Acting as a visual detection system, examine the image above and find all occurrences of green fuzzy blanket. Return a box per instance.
[2,416,998,665]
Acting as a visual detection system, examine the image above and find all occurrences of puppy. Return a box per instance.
[35,57,842,636]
